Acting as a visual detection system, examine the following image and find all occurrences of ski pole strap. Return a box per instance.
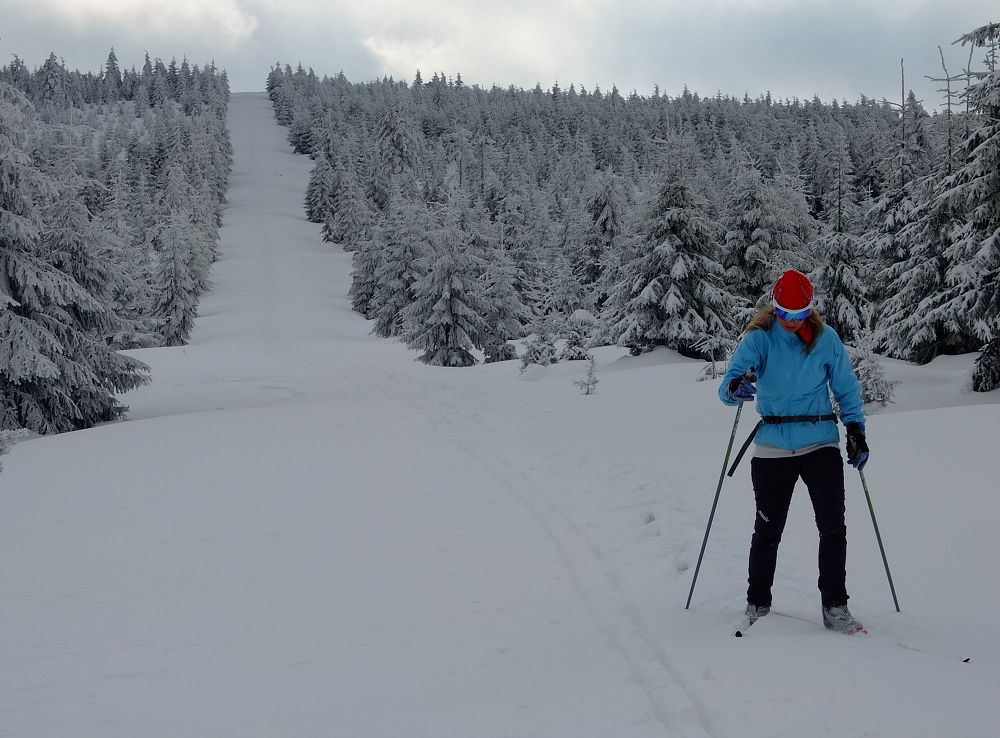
[726,414,839,477]
[727,420,762,477]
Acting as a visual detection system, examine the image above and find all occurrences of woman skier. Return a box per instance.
[720,269,870,634]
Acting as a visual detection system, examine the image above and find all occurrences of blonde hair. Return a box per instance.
[746,306,824,354]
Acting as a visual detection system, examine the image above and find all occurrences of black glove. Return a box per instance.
[845,422,869,470]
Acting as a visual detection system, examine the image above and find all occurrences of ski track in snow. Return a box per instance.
[391,384,716,738]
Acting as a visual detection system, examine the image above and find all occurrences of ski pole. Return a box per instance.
[859,468,900,612]
[686,399,746,609]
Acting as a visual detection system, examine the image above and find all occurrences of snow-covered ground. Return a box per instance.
[2,92,998,738]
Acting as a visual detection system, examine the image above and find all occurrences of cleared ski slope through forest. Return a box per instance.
[2,92,998,738]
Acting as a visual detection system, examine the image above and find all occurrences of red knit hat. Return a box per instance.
[773,270,814,312]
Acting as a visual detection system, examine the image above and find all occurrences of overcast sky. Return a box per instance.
[1,0,996,109]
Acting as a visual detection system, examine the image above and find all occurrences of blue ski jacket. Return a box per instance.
[719,321,865,451]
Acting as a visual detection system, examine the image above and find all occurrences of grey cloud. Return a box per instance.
[1,0,994,108]
[591,2,994,107]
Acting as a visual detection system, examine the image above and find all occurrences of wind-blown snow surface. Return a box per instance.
[3,92,999,738]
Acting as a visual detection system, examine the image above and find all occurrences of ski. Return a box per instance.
[734,610,868,636]
[735,603,773,636]
[834,624,868,636]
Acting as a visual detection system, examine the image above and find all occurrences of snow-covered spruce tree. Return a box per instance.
[151,210,201,346]
[189,176,221,277]
[865,180,920,309]
[771,160,817,265]
[36,150,150,421]
[41,146,124,312]
[520,318,559,372]
[467,123,501,206]
[323,163,373,251]
[544,252,588,316]
[0,427,17,466]
[573,355,600,395]
[722,158,809,306]
[309,108,344,162]
[0,427,26,476]
[0,84,149,432]
[668,129,719,221]
[99,163,149,336]
[974,337,1000,392]
[851,116,893,203]
[867,76,942,314]
[419,143,454,206]
[692,331,739,382]
[348,232,383,318]
[36,53,66,110]
[494,165,546,311]
[873,173,975,362]
[558,311,595,361]
[940,23,1000,391]
[549,131,597,214]
[849,317,898,406]
[811,138,868,344]
[269,67,297,125]
[883,82,936,193]
[375,100,423,178]
[100,164,158,348]
[369,192,429,337]
[480,242,530,363]
[580,167,627,290]
[401,209,491,367]
[463,194,530,360]
[286,96,317,155]
[102,48,122,103]
[201,114,234,208]
[601,175,740,358]
[550,194,592,311]
[146,156,212,345]
[306,154,338,223]
[800,119,832,218]
[901,90,935,184]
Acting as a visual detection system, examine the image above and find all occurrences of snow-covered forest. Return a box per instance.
[0,50,232,433]
[1,24,997,436]
[270,22,999,389]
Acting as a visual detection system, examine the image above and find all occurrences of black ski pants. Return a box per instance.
[747,446,849,608]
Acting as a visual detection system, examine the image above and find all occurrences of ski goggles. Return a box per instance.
[773,305,812,322]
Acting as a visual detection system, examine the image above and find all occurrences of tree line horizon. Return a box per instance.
[268,21,999,390]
